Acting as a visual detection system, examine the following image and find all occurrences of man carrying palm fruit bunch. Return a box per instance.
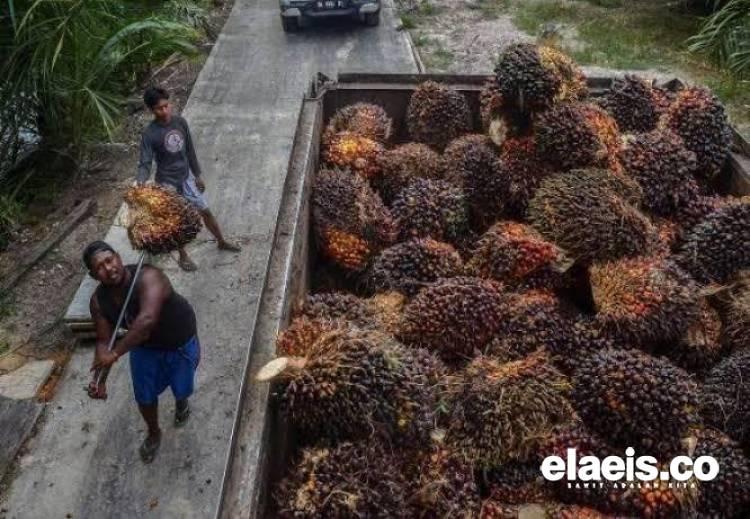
[136,86,241,271]
[85,240,201,463]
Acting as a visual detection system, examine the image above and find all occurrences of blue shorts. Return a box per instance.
[182,172,209,211]
[129,336,201,406]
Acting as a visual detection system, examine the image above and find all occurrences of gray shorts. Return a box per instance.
[161,172,209,211]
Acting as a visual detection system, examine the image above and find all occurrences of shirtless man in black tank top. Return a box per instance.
[84,241,201,463]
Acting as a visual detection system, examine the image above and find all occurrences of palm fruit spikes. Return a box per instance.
[376,142,446,203]
[406,81,473,151]
[598,75,671,133]
[258,324,444,444]
[721,271,750,350]
[312,167,397,272]
[389,178,470,244]
[274,440,411,518]
[674,196,750,284]
[572,347,699,455]
[445,350,574,467]
[276,316,339,357]
[528,169,657,263]
[700,348,750,445]
[493,43,587,113]
[406,443,481,518]
[693,428,750,517]
[367,238,464,297]
[480,462,552,505]
[487,290,569,361]
[659,86,732,178]
[397,276,508,362]
[320,131,384,179]
[498,136,555,218]
[663,299,724,374]
[536,102,620,172]
[124,184,202,254]
[590,257,699,345]
[298,291,406,335]
[618,130,699,216]
[321,102,392,145]
[444,134,508,229]
[467,222,571,290]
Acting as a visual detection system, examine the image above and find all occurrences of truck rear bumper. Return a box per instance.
[280,2,379,19]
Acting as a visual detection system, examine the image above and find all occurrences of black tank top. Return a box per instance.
[95,265,197,350]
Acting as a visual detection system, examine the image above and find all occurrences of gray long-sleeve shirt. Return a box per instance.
[136,115,202,189]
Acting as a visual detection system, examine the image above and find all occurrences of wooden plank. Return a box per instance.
[0,396,43,479]
[0,198,95,296]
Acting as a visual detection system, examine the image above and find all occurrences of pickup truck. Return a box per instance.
[279,0,380,32]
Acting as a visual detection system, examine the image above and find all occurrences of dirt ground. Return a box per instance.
[400,0,699,80]
[0,2,234,381]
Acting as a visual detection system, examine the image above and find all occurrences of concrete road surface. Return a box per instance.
[0,0,416,517]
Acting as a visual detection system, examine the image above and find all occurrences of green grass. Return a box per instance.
[469,0,507,18]
[401,14,418,29]
[509,0,750,132]
[431,45,455,70]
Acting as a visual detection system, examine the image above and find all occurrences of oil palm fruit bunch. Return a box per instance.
[257,324,445,444]
[479,81,532,148]
[298,291,406,335]
[662,299,724,374]
[406,81,473,151]
[321,130,385,179]
[618,130,700,216]
[376,142,446,203]
[389,178,470,244]
[493,43,587,113]
[536,102,620,172]
[546,316,616,374]
[276,316,340,357]
[590,257,699,345]
[406,443,481,518]
[397,276,509,362]
[467,222,571,290]
[274,440,410,518]
[720,271,750,350]
[498,136,555,217]
[572,347,700,455]
[659,86,732,178]
[124,184,202,254]
[674,196,750,284]
[700,348,750,445]
[480,462,552,505]
[312,167,397,272]
[693,428,750,517]
[444,134,509,229]
[547,505,617,519]
[598,75,672,133]
[528,169,657,263]
[321,102,392,145]
[487,290,569,361]
[614,470,699,519]
[368,238,464,297]
[445,350,574,467]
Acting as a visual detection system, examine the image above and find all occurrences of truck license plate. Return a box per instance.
[317,0,343,8]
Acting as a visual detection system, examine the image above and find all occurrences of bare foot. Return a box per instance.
[218,240,241,252]
[178,257,198,272]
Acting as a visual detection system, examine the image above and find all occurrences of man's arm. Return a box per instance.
[136,131,154,184]
[91,295,114,366]
[111,268,171,357]
[181,118,203,178]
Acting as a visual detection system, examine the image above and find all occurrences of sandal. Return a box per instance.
[178,257,198,272]
[217,240,242,252]
[175,402,191,428]
[139,433,161,464]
